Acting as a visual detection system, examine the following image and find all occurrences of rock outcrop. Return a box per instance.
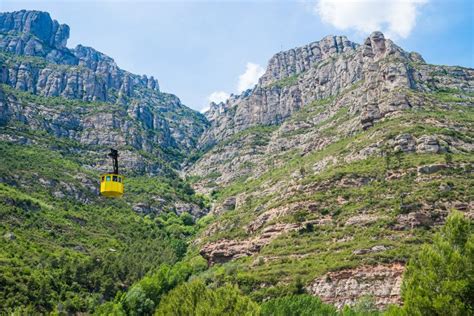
[0,10,160,103]
[0,10,70,51]
[198,32,473,147]
[307,263,404,309]
[0,10,208,174]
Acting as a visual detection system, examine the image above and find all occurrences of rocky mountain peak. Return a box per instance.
[0,10,69,49]
[0,10,163,104]
[204,101,226,121]
[363,31,386,57]
[0,10,207,175]
[259,35,358,86]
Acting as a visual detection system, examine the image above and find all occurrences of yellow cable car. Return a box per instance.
[100,149,124,197]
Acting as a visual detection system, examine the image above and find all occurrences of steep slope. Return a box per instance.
[187,32,474,308]
[0,10,208,313]
[0,10,208,173]
[1,9,473,313]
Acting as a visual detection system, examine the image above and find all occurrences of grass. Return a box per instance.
[269,74,300,89]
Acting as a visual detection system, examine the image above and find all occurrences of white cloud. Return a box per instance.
[237,62,265,92]
[204,62,265,111]
[314,0,428,39]
[206,91,230,107]
[208,91,230,104]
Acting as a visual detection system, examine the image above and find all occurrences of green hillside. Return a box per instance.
[1,9,473,315]
[0,140,205,313]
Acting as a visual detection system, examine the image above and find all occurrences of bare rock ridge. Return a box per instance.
[0,10,69,49]
[200,31,471,147]
[259,35,358,86]
[0,10,159,102]
[0,10,207,175]
[190,31,473,190]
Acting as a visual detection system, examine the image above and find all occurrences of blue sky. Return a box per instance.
[1,0,473,111]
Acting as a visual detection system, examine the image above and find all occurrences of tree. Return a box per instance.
[154,279,259,316]
[260,294,338,316]
[401,211,474,315]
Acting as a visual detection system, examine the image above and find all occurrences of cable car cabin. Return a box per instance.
[100,149,124,197]
[100,174,124,197]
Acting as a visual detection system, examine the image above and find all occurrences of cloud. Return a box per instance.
[314,0,428,39]
[237,62,265,92]
[206,91,230,109]
[204,62,265,111]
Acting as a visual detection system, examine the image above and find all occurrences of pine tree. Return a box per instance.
[154,279,259,316]
[401,211,474,315]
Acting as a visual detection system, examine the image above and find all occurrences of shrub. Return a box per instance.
[111,259,207,316]
[154,279,259,315]
[260,294,338,316]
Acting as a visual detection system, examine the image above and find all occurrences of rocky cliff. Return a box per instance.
[199,32,471,148]
[187,32,474,308]
[0,10,159,102]
[0,10,208,177]
[189,32,473,189]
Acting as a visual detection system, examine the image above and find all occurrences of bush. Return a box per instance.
[96,258,208,316]
[154,279,259,315]
[260,294,338,316]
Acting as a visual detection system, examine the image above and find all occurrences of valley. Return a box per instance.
[0,9,473,315]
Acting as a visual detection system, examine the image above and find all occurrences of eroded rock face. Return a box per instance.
[189,32,473,189]
[259,35,358,86]
[0,10,208,175]
[307,263,405,309]
[199,31,457,146]
[0,10,160,102]
[200,223,300,265]
[0,10,69,50]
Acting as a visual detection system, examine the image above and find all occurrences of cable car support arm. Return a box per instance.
[108,149,119,175]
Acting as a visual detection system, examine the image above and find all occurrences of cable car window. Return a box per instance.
[101,176,105,182]
[113,176,118,182]
[106,176,111,182]
[118,177,122,183]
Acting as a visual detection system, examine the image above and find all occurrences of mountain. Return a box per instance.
[0,10,208,173]
[187,32,473,307]
[1,9,473,314]
[0,10,208,313]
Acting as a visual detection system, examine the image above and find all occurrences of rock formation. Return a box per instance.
[307,263,405,309]
[0,10,208,175]
[188,31,473,308]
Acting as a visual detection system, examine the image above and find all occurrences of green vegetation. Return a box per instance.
[1,84,115,110]
[217,125,279,149]
[0,48,49,68]
[91,211,473,316]
[95,259,208,315]
[261,295,337,316]
[0,139,207,314]
[400,211,474,315]
[154,279,259,316]
[269,74,300,89]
